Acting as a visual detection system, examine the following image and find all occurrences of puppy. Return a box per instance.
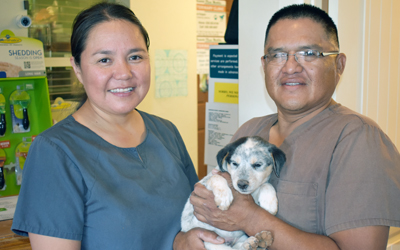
[181,136,286,250]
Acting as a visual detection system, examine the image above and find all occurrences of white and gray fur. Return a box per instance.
[181,136,286,250]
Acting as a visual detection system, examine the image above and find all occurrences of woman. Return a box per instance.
[11,3,219,249]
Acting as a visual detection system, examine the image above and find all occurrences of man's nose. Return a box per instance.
[281,54,303,74]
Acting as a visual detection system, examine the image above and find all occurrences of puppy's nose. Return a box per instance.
[237,180,249,190]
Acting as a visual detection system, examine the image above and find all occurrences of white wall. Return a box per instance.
[238,0,280,126]
[0,0,29,37]
[130,0,198,170]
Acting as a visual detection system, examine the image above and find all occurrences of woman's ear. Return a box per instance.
[70,57,84,84]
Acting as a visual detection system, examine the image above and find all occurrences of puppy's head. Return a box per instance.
[216,136,286,194]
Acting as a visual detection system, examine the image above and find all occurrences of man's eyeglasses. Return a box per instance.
[261,50,339,66]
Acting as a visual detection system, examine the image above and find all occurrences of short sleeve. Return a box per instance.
[12,136,87,240]
[325,123,400,235]
[171,124,199,189]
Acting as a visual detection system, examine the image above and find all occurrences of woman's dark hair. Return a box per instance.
[265,4,339,48]
[71,2,150,67]
[71,2,150,109]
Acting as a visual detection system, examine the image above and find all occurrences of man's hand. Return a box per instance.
[173,229,224,250]
[190,171,261,232]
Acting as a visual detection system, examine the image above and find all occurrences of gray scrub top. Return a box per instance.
[12,110,198,250]
[232,103,400,235]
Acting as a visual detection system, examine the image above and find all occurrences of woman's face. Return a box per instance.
[71,19,150,116]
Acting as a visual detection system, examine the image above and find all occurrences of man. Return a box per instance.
[189,4,400,250]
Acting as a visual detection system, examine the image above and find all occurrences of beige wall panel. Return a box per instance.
[363,0,381,122]
[377,1,391,131]
[130,0,198,171]
[362,0,400,148]
[387,0,400,144]
[336,0,364,112]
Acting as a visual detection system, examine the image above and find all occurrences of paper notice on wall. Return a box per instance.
[197,0,227,37]
[197,36,225,75]
[209,45,238,79]
[155,49,188,98]
[214,82,238,104]
[204,102,238,166]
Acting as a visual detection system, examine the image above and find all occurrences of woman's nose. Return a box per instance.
[114,60,133,80]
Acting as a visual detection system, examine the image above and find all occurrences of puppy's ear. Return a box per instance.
[269,145,286,178]
[217,146,229,172]
[216,137,248,172]
[216,146,230,172]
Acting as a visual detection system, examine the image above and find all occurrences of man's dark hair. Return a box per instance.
[264,4,339,48]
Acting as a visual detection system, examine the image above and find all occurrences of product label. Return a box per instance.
[0,30,45,78]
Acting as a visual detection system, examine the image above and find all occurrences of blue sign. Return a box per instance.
[209,49,238,79]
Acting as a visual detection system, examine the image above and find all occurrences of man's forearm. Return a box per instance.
[244,207,339,250]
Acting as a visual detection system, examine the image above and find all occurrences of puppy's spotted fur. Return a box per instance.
[181,136,286,250]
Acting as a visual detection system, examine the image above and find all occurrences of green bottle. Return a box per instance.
[0,148,5,189]
[10,86,31,132]
[0,88,6,136]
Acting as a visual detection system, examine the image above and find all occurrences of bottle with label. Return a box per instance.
[0,88,6,136]
[0,148,6,189]
[15,138,31,185]
[9,86,31,133]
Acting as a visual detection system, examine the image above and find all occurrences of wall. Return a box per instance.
[130,0,198,171]
[334,0,400,148]
[238,0,280,126]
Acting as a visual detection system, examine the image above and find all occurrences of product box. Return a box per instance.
[0,29,46,78]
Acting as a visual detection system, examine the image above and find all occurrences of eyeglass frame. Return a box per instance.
[261,50,340,66]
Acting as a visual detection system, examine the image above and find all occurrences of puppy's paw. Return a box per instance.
[206,175,233,210]
[259,195,278,215]
[257,184,278,215]
[241,236,258,250]
[214,186,233,210]
[255,231,273,248]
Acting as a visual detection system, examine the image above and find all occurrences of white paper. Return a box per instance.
[196,1,227,37]
[197,37,225,75]
[204,102,238,166]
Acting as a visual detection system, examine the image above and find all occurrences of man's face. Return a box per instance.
[262,18,346,114]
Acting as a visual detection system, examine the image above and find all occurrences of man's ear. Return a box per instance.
[70,57,84,84]
[336,53,347,77]
[261,56,266,72]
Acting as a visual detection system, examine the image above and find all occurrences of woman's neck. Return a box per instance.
[72,102,146,148]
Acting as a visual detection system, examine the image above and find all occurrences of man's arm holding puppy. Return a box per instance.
[190,172,389,250]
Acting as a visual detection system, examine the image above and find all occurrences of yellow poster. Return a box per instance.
[214,82,238,104]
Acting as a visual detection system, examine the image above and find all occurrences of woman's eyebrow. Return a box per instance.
[91,48,147,56]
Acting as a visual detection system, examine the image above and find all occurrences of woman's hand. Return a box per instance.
[190,171,261,232]
[173,229,224,250]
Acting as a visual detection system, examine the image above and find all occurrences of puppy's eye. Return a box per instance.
[231,162,238,167]
[253,163,262,168]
